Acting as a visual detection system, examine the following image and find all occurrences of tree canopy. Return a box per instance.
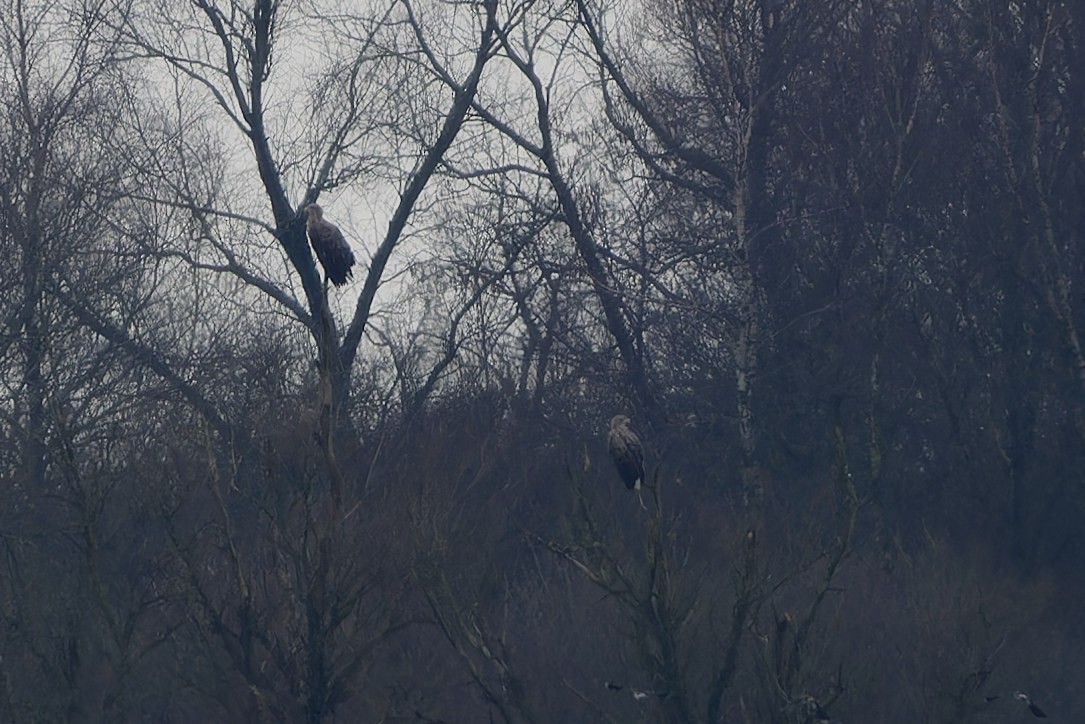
[0,0,1082,721]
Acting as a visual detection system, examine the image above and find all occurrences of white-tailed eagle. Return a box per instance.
[607,415,644,491]
[305,203,355,287]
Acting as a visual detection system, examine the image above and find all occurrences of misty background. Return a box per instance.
[1,0,1082,722]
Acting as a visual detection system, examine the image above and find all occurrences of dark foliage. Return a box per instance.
[1,1,1082,723]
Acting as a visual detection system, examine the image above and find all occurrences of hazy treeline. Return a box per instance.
[1,0,1082,722]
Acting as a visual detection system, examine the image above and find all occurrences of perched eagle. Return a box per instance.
[304,203,355,287]
[607,415,644,491]
[799,694,831,722]
[1014,692,1048,718]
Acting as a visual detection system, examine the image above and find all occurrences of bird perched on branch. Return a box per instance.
[799,694,831,722]
[1014,691,1048,718]
[304,203,355,287]
[607,415,644,491]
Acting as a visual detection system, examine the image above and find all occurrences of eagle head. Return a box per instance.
[610,414,631,430]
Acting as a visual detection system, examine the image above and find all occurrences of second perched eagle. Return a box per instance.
[305,203,355,287]
[608,415,644,491]
[1013,692,1048,718]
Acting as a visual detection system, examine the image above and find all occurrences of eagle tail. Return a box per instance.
[327,267,353,287]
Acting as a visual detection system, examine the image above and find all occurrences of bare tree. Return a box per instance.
[574,0,807,497]
[114,0,498,408]
[0,2,194,720]
[413,0,666,429]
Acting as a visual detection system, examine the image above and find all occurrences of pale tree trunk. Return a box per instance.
[732,179,762,504]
